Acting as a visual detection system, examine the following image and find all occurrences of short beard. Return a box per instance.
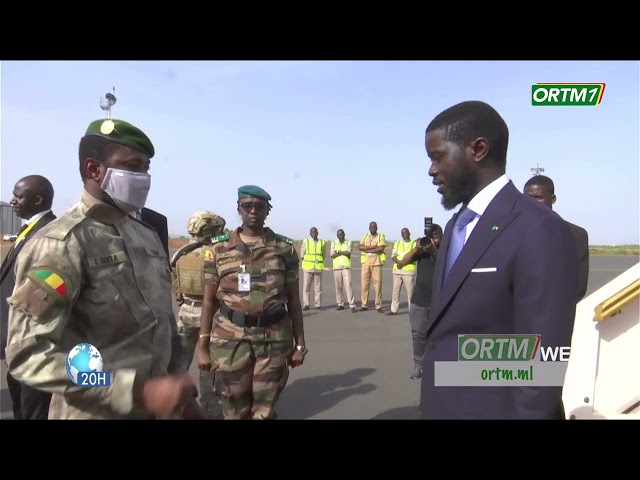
[441,173,477,211]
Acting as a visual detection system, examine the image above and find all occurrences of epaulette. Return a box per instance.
[211,233,229,244]
[43,209,85,241]
[275,234,294,245]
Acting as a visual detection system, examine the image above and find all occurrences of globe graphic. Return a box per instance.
[66,343,104,385]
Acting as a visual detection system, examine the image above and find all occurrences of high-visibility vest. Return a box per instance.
[360,233,386,264]
[332,240,352,269]
[393,240,417,271]
[302,238,325,270]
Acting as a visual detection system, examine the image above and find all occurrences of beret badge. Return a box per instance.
[100,120,115,135]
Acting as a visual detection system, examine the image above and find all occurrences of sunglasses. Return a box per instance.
[239,201,268,214]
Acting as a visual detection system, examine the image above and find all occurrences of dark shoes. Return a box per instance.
[410,364,422,379]
[337,305,357,313]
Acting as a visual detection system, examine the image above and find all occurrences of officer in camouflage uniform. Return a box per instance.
[196,185,307,420]
[171,211,226,419]
[5,118,200,419]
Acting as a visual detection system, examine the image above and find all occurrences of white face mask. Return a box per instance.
[100,167,151,213]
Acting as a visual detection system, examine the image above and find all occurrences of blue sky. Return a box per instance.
[1,61,638,244]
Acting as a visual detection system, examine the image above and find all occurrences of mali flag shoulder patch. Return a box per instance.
[26,267,70,302]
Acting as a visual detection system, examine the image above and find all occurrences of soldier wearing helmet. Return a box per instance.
[171,211,226,419]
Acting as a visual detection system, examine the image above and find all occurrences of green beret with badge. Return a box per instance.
[84,118,155,158]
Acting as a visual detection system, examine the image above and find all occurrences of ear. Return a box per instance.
[84,158,103,182]
[469,137,490,164]
[34,195,43,206]
[551,195,557,205]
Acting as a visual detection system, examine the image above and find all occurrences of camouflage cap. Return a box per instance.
[188,211,226,236]
[84,119,155,158]
[238,185,271,202]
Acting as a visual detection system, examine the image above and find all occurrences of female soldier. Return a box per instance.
[196,185,307,420]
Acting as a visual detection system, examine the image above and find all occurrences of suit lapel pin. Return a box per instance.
[491,226,499,231]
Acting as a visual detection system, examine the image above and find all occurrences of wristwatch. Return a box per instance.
[295,345,308,356]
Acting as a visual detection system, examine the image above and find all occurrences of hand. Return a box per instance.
[425,238,437,254]
[196,343,213,372]
[183,398,208,420]
[288,349,305,368]
[137,374,194,417]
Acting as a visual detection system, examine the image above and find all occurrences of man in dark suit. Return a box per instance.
[140,207,170,259]
[1,174,56,419]
[523,175,589,301]
[420,101,579,419]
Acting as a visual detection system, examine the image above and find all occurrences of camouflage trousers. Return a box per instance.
[178,301,221,419]
[210,315,293,420]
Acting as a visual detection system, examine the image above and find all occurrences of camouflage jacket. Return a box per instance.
[5,189,187,419]
[203,227,299,316]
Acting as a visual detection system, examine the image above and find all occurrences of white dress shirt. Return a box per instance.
[14,209,52,247]
[463,174,509,243]
[25,208,52,226]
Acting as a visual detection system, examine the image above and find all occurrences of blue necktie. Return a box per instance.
[444,206,477,281]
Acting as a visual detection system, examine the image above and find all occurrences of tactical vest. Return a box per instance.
[393,240,417,271]
[175,248,206,296]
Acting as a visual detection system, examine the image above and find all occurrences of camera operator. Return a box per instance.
[395,222,443,379]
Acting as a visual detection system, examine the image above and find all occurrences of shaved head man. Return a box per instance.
[10,175,54,220]
[523,175,589,301]
[2,174,57,419]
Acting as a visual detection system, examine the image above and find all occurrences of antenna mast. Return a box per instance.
[99,87,117,119]
[530,163,545,176]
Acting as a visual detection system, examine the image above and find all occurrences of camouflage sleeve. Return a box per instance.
[170,267,181,299]
[284,243,300,283]
[5,233,138,416]
[203,250,219,286]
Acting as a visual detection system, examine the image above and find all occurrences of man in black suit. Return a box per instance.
[140,208,170,259]
[1,175,56,419]
[523,175,589,301]
[420,101,579,419]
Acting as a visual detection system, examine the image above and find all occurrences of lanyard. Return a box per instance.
[13,216,43,248]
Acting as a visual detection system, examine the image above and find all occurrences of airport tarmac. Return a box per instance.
[1,244,638,419]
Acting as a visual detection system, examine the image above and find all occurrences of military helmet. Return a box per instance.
[187,211,226,236]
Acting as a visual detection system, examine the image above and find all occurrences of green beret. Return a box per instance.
[238,185,272,202]
[84,119,155,158]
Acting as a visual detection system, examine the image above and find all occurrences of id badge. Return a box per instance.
[238,272,251,292]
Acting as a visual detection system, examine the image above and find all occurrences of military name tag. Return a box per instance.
[88,251,126,267]
[238,272,251,292]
